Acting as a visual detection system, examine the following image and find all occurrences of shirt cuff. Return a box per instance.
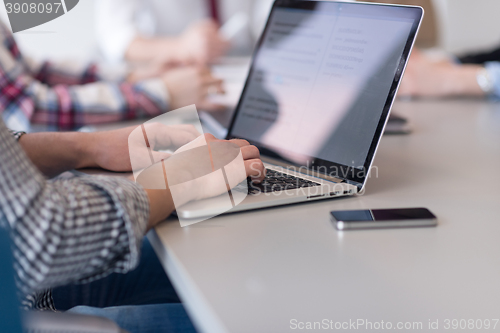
[484,62,500,98]
[8,129,26,141]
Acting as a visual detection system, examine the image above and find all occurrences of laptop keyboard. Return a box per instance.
[247,169,321,194]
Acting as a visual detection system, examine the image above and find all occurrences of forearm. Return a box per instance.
[145,189,176,231]
[19,131,177,230]
[18,132,94,178]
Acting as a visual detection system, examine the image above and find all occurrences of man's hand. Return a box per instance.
[399,49,485,98]
[136,133,265,229]
[177,19,230,65]
[137,134,265,210]
[127,63,227,112]
[162,66,226,111]
[125,19,229,67]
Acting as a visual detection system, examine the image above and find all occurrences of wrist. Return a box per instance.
[476,67,495,95]
[145,188,175,230]
[74,132,100,169]
[449,65,485,96]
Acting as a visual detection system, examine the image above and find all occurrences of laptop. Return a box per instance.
[178,0,423,220]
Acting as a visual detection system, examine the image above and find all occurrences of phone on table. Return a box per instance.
[330,208,437,230]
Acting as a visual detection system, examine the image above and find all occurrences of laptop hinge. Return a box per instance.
[345,179,364,191]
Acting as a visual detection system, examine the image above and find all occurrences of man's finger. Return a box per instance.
[198,101,227,112]
[202,83,225,97]
[245,159,266,183]
[241,145,260,161]
[196,66,211,75]
[228,139,250,148]
[202,76,224,88]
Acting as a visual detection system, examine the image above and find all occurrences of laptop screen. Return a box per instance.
[227,0,422,186]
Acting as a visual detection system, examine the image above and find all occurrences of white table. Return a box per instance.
[149,99,500,333]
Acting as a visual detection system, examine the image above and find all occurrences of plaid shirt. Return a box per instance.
[0,119,150,311]
[0,22,168,132]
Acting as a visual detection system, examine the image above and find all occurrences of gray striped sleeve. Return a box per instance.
[0,119,150,298]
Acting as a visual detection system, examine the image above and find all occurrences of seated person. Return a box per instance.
[95,0,274,65]
[0,21,224,132]
[399,48,500,98]
[0,120,265,332]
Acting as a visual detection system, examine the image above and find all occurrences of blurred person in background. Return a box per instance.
[398,47,500,99]
[0,20,224,133]
[367,0,500,99]
[95,0,274,66]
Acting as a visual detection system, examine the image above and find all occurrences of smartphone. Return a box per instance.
[330,208,437,230]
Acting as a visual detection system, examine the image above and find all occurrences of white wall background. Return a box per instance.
[0,0,99,61]
[2,0,500,62]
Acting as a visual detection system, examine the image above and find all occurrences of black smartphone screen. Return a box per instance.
[331,208,436,222]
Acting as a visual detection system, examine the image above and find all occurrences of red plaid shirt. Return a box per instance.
[0,22,168,132]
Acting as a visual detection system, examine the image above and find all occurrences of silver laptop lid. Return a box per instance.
[227,0,423,190]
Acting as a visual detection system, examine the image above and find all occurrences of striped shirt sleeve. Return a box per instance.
[0,118,150,298]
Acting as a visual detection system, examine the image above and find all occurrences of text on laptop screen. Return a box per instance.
[230,2,417,170]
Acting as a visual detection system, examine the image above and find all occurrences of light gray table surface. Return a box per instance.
[149,99,500,333]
